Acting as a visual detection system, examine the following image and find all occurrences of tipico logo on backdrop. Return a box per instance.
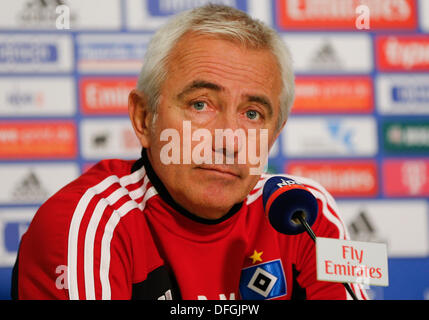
[376,35,429,71]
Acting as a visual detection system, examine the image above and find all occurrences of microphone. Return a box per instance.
[262,176,318,237]
[262,176,358,300]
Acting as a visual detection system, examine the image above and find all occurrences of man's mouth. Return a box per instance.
[195,164,241,178]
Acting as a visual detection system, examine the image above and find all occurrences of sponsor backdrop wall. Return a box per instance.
[0,0,428,300]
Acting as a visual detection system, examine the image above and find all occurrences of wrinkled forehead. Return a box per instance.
[164,33,282,105]
[167,30,274,61]
[165,32,281,86]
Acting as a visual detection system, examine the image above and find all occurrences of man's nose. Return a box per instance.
[211,112,245,161]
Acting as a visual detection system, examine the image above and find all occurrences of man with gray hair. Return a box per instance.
[12,4,366,300]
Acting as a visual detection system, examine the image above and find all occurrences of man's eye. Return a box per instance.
[192,101,207,111]
[246,110,260,120]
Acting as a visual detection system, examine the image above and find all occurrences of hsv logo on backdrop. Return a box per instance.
[275,0,417,30]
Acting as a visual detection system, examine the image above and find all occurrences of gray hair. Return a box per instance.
[136,4,295,128]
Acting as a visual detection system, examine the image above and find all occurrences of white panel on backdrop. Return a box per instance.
[125,0,272,30]
[337,200,429,258]
[0,0,121,30]
[282,33,373,73]
[420,0,429,33]
[0,34,73,73]
[282,116,378,157]
[0,77,75,116]
[376,74,429,114]
[77,34,152,74]
[247,0,272,25]
[0,163,79,205]
[80,118,141,160]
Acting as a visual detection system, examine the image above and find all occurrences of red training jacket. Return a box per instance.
[12,150,367,300]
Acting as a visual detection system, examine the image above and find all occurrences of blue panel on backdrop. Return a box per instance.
[383,258,429,300]
[0,268,12,300]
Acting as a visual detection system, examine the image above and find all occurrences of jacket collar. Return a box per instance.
[132,148,243,225]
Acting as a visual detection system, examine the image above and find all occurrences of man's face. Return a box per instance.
[131,32,284,219]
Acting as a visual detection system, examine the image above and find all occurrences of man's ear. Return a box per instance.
[128,89,153,148]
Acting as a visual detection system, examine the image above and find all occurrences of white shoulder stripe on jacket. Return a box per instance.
[67,166,157,300]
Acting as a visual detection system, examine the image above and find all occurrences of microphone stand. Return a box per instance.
[293,212,359,301]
